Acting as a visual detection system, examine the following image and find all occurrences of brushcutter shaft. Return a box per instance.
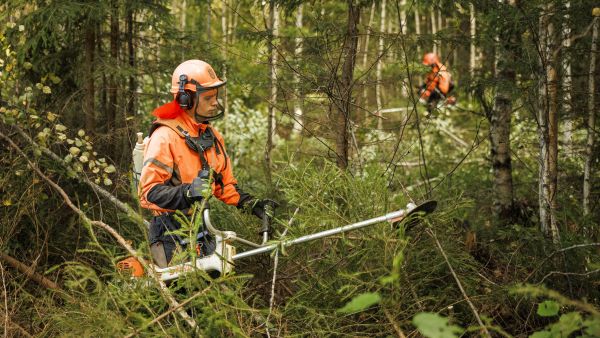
[232,208,409,261]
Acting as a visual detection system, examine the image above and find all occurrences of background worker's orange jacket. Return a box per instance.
[422,64,452,98]
[139,109,251,214]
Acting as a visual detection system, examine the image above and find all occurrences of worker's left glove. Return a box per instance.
[251,199,278,234]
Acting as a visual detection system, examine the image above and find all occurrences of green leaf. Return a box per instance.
[337,292,381,314]
[537,300,560,317]
[548,312,582,337]
[413,312,463,338]
[529,331,551,338]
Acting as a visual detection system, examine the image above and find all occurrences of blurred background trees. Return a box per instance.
[1,0,598,336]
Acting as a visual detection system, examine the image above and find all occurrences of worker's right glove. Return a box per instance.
[184,176,210,204]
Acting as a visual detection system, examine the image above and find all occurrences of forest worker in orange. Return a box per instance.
[418,52,456,109]
[139,59,276,267]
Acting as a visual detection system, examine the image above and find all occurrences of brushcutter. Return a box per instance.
[117,200,437,282]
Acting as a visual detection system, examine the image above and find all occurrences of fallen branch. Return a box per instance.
[0,253,60,290]
[0,131,197,330]
[427,228,490,337]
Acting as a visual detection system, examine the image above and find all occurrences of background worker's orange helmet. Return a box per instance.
[422,52,440,66]
[170,59,226,94]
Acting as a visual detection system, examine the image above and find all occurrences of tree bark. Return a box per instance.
[583,17,598,216]
[431,8,437,55]
[489,1,516,223]
[221,0,229,126]
[376,0,386,129]
[126,5,136,122]
[108,0,119,137]
[470,3,477,80]
[292,4,304,135]
[84,23,95,132]
[538,4,560,242]
[362,1,375,116]
[265,0,279,186]
[0,253,60,290]
[562,2,574,150]
[333,0,360,170]
[415,8,421,55]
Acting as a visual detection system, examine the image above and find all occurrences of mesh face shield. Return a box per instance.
[192,87,225,122]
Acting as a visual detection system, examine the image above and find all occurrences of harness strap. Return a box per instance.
[149,119,224,190]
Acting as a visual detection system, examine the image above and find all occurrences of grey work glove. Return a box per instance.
[184,176,210,204]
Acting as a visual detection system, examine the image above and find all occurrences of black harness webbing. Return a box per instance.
[149,121,225,191]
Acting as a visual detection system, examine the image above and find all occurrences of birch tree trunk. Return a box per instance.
[265,0,279,185]
[489,0,515,223]
[562,2,574,150]
[583,17,598,216]
[221,0,229,124]
[431,9,437,55]
[362,2,375,117]
[538,4,560,242]
[84,23,95,132]
[399,0,408,97]
[334,0,360,170]
[376,0,386,129]
[292,4,304,135]
[470,3,477,80]
[415,8,421,55]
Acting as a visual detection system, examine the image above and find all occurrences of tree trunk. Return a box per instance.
[583,17,598,216]
[98,22,107,125]
[84,23,95,132]
[415,8,421,55]
[108,0,119,139]
[292,4,304,135]
[562,2,574,150]
[206,0,211,42]
[265,0,279,186]
[376,0,386,129]
[362,1,375,117]
[437,8,443,57]
[431,9,437,55]
[538,4,560,242]
[489,1,516,223]
[334,0,360,170]
[221,0,229,126]
[126,5,136,121]
[470,3,477,80]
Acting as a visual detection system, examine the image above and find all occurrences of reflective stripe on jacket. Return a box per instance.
[139,109,250,214]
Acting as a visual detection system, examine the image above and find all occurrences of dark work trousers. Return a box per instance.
[149,213,216,265]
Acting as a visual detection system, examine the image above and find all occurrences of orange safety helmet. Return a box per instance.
[422,52,440,66]
[170,59,226,94]
[171,59,227,121]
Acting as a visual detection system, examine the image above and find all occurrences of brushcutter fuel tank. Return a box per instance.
[132,132,148,191]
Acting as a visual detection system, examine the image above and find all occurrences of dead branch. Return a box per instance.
[0,131,198,330]
[0,253,60,290]
[427,228,491,337]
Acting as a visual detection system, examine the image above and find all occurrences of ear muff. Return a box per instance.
[177,74,193,109]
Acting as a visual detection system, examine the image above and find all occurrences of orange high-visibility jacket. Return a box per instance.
[139,108,250,214]
[423,64,452,97]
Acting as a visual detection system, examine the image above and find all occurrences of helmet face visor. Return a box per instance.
[192,88,225,122]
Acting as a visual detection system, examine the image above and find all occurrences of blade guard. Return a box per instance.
[390,200,437,229]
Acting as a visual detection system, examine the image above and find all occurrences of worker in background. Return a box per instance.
[139,59,276,267]
[418,52,456,113]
